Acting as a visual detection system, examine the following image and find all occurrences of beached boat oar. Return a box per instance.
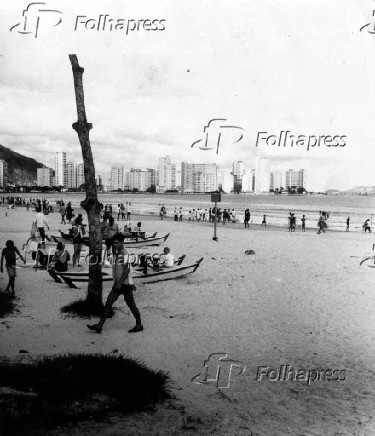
[57,257,203,286]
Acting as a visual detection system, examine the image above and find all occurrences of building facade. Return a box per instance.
[0,160,8,188]
[285,169,305,189]
[232,161,245,193]
[77,163,84,187]
[66,161,77,188]
[37,168,54,187]
[54,152,67,187]
[181,162,217,193]
[270,171,283,190]
[255,158,270,193]
[158,156,176,191]
[111,166,125,191]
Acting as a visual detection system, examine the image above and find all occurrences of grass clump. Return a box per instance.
[0,353,170,432]
[61,298,114,318]
[0,292,17,318]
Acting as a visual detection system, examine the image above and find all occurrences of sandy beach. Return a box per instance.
[1,205,375,435]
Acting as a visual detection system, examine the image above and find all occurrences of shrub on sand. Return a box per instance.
[60,298,114,318]
[0,292,17,318]
[0,353,170,432]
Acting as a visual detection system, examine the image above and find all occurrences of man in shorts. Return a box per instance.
[87,233,143,334]
[1,240,26,296]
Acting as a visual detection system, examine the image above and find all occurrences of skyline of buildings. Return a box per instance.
[2,152,306,194]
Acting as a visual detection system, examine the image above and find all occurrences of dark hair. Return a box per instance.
[109,216,114,223]
[137,222,141,227]
[6,240,14,248]
[56,242,65,250]
[112,233,124,242]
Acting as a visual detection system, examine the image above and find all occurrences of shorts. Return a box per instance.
[6,265,17,278]
[112,284,136,294]
[110,284,137,309]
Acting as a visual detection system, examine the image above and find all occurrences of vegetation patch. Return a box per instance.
[0,353,170,434]
[0,292,18,318]
[60,298,114,318]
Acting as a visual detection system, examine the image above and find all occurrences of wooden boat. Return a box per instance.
[122,233,170,248]
[57,231,169,248]
[55,257,203,287]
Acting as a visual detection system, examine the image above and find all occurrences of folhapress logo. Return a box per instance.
[10,2,63,38]
[191,353,246,389]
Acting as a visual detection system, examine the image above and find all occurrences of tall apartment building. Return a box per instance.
[270,171,283,190]
[102,172,112,192]
[181,162,217,193]
[127,169,148,191]
[158,156,176,191]
[285,169,305,188]
[54,152,67,187]
[111,166,125,191]
[218,169,233,193]
[0,160,8,187]
[37,168,54,187]
[241,169,255,192]
[125,168,159,192]
[77,163,84,187]
[66,161,77,188]
[96,175,102,189]
[255,158,270,193]
[147,168,159,188]
[232,161,245,193]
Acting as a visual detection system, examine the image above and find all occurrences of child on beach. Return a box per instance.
[1,240,26,296]
[262,215,267,227]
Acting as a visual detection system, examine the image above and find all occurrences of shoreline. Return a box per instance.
[1,203,370,233]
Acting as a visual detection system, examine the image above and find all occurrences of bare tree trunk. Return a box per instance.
[69,54,103,307]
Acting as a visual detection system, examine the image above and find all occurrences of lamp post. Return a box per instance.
[211,192,221,241]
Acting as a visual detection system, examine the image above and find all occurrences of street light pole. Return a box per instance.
[213,201,218,241]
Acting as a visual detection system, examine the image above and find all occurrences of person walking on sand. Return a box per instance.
[87,233,143,334]
[291,214,296,232]
[120,203,126,221]
[59,203,66,225]
[1,240,25,296]
[179,207,183,221]
[262,215,267,227]
[301,215,306,232]
[34,207,50,247]
[317,212,328,234]
[244,209,250,228]
[346,217,350,232]
[160,205,166,220]
[288,212,292,232]
[363,219,371,233]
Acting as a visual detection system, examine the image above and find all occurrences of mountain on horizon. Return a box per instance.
[0,144,47,185]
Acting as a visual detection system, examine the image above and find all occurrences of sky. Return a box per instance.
[1,0,375,191]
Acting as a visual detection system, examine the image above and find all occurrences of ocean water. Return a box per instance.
[8,192,375,231]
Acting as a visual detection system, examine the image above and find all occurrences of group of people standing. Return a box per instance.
[162,205,238,223]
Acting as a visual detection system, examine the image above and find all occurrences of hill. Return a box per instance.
[344,185,375,195]
[0,144,46,185]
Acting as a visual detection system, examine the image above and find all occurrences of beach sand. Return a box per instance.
[1,206,375,435]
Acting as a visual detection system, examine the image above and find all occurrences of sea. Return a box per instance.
[7,192,375,232]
